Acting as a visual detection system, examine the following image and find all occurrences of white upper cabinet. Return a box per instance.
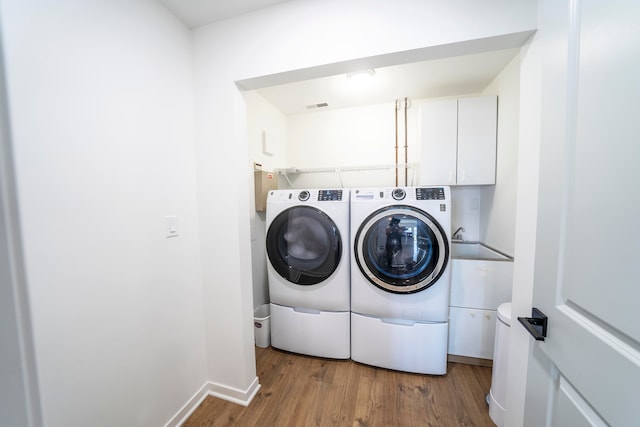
[458,96,498,185]
[419,99,459,185]
[419,96,497,186]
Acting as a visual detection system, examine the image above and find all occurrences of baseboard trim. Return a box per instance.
[165,377,261,426]
[208,376,261,407]
[448,354,493,367]
[165,383,210,427]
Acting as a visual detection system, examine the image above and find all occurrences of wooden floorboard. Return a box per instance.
[183,347,495,427]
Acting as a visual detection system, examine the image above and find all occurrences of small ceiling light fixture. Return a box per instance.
[305,102,329,109]
[346,69,376,81]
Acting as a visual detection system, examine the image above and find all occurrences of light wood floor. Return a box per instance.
[184,346,495,426]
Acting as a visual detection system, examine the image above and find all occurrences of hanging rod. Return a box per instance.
[274,163,418,175]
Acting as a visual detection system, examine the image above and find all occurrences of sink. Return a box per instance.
[451,242,513,261]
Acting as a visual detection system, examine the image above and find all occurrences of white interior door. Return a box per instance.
[524,0,640,425]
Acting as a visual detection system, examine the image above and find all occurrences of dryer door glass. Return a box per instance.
[355,206,449,293]
[267,206,342,285]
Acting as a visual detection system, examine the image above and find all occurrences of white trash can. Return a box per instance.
[253,304,271,348]
[489,302,512,427]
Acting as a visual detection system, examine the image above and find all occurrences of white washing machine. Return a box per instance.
[350,186,452,374]
[266,189,350,359]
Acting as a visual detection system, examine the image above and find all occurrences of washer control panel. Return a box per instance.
[318,189,343,201]
[416,187,445,200]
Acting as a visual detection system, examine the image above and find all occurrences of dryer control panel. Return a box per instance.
[318,190,343,201]
[416,187,445,200]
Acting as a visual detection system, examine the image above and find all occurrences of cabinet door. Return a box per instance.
[419,99,457,185]
[448,307,497,359]
[450,259,513,310]
[457,96,497,185]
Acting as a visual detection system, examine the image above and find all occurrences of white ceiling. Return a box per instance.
[255,48,520,115]
[158,0,522,116]
[159,0,291,28]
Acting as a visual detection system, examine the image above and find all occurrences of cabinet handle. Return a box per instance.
[449,171,454,183]
[461,170,466,183]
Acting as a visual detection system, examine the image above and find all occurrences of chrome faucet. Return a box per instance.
[452,227,465,241]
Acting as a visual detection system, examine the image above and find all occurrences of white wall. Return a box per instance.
[245,91,288,309]
[450,187,482,241]
[193,0,536,397]
[288,103,405,169]
[480,55,521,256]
[505,33,542,427]
[246,91,289,172]
[0,1,207,425]
[285,101,419,188]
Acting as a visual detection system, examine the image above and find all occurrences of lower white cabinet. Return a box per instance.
[448,257,513,361]
[448,307,497,360]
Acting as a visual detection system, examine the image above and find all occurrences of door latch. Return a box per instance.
[518,307,548,341]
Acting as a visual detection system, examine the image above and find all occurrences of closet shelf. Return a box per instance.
[274,163,418,188]
[274,163,417,174]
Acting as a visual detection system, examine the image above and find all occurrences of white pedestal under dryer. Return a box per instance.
[266,189,350,359]
[350,187,452,374]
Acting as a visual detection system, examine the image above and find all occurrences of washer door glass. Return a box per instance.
[354,206,449,294]
[267,206,342,285]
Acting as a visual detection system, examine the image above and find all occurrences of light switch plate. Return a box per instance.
[262,130,273,155]
[165,215,178,238]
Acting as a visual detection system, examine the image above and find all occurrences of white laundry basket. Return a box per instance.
[253,304,271,348]
[488,302,512,427]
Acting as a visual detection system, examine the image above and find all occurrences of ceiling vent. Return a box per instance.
[305,102,329,109]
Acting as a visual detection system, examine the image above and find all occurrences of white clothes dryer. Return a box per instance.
[350,187,452,374]
[266,189,350,359]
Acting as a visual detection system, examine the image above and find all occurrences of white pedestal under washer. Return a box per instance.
[266,189,350,359]
[350,187,452,374]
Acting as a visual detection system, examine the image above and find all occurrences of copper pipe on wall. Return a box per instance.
[395,99,399,186]
[404,97,408,186]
